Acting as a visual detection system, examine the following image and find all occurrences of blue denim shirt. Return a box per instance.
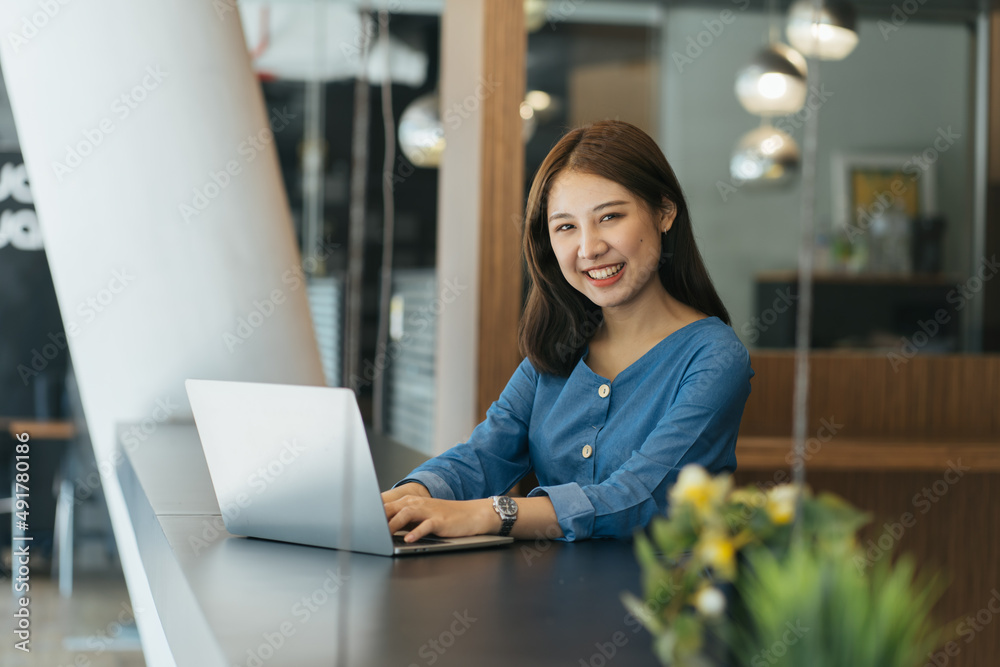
[397,316,754,541]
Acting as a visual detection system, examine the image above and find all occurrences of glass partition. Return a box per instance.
[524,1,985,354]
[252,2,442,451]
[661,4,980,353]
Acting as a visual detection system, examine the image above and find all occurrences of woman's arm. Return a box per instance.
[531,339,753,541]
[380,482,430,505]
[383,493,562,542]
[389,358,536,500]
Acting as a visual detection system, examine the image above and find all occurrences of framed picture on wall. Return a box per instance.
[831,152,937,231]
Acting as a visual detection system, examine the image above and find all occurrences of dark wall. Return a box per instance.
[0,154,67,418]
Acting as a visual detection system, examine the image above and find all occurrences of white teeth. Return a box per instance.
[587,263,624,280]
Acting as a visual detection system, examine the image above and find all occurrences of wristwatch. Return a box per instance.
[490,495,518,537]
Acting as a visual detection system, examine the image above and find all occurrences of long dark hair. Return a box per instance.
[518,120,731,376]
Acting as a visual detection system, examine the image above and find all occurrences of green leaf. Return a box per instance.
[621,591,665,635]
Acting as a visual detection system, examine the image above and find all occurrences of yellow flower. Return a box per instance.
[729,488,767,508]
[670,465,731,516]
[696,531,736,578]
[766,484,800,525]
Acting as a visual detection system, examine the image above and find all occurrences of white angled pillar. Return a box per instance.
[0,2,324,664]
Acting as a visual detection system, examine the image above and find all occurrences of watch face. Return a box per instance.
[496,496,518,516]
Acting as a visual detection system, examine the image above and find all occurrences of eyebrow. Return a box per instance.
[548,200,628,223]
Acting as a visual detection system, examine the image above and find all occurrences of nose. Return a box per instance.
[577,226,608,261]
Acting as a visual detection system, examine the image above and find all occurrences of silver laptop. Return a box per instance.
[184,379,513,556]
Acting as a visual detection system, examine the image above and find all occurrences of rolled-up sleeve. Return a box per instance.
[395,357,538,500]
[530,340,753,541]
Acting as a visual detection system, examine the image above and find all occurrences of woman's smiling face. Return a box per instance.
[546,170,675,310]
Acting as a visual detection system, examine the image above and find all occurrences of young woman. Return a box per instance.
[382,120,753,543]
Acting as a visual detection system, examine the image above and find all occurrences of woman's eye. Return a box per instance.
[601,213,620,222]
[556,223,574,232]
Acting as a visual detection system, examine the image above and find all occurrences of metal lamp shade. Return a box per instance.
[730,124,800,185]
[786,0,859,61]
[399,92,445,168]
[735,43,808,116]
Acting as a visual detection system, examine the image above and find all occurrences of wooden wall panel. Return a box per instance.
[738,352,1000,666]
[735,469,1000,667]
[986,10,1000,351]
[740,352,1000,439]
[476,0,525,422]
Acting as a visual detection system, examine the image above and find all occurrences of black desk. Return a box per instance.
[116,424,657,666]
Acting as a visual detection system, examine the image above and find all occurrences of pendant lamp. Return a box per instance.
[735,42,808,117]
[730,124,800,185]
[786,0,858,61]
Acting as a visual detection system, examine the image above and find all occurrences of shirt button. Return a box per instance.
[598,384,610,398]
[582,445,593,458]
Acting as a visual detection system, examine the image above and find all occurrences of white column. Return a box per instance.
[0,2,324,664]
[434,0,483,454]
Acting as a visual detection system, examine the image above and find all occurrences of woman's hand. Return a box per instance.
[384,495,501,543]
[380,482,431,505]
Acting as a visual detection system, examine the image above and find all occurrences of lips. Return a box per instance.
[584,262,626,286]
[584,262,624,280]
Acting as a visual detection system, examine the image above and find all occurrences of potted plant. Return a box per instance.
[622,465,949,666]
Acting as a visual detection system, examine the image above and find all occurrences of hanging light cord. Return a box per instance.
[791,0,823,533]
[373,8,396,436]
[767,0,779,44]
[302,4,326,274]
[339,2,374,665]
[345,7,372,394]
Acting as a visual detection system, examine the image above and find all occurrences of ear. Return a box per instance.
[660,197,677,233]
